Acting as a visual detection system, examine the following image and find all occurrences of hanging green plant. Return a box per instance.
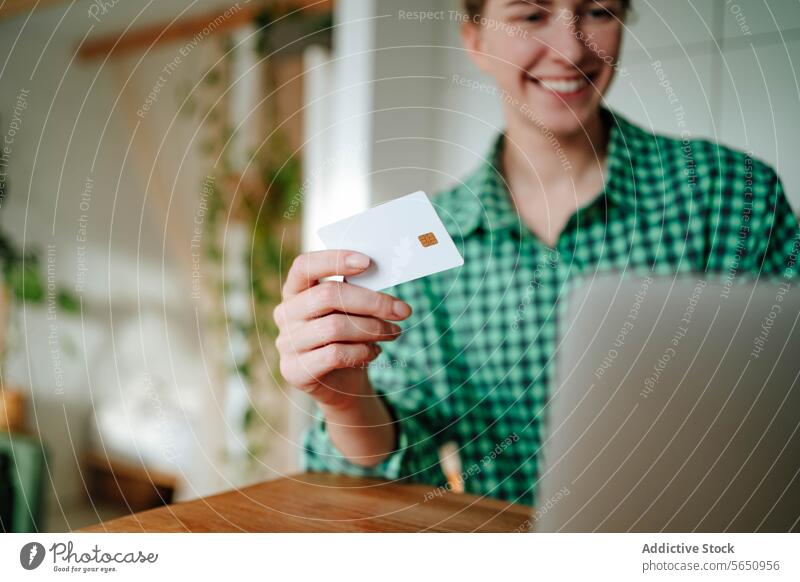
[0,116,81,380]
[179,2,331,477]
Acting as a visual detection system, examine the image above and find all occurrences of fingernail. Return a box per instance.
[393,301,411,318]
[345,253,370,270]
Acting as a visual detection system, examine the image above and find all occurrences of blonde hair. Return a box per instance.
[462,0,631,20]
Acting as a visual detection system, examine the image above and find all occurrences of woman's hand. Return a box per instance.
[273,250,412,466]
[273,250,412,411]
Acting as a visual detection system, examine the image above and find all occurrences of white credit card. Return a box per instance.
[317,191,464,291]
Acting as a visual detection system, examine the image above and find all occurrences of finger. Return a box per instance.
[282,250,371,298]
[284,343,380,389]
[282,281,413,321]
[277,315,401,353]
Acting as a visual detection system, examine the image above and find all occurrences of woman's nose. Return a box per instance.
[548,10,587,66]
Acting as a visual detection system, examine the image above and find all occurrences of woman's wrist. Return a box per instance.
[320,382,398,467]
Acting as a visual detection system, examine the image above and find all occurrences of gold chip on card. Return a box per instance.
[418,232,438,247]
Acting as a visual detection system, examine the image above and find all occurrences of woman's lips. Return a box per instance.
[526,73,595,98]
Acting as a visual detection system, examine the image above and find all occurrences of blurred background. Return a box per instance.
[0,0,797,531]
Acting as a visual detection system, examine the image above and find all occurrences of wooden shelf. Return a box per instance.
[78,0,333,60]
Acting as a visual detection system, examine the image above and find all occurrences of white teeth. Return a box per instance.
[536,77,587,93]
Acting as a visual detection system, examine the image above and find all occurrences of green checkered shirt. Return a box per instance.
[301,108,800,505]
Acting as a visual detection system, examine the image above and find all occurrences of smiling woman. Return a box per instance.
[461,0,630,136]
[280,0,800,506]
[458,0,634,243]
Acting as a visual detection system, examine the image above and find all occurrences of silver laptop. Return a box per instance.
[534,273,800,532]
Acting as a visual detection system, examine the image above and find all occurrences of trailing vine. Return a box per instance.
[181,4,331,475]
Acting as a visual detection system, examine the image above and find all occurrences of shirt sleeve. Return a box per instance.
[759,169,800,277]
[300,278,452,488]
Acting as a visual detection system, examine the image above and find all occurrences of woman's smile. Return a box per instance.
[524,72,598,101]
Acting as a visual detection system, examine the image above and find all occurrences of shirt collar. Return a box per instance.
[450,107,643,238]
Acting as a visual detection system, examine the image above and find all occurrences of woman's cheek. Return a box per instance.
[505,37,540,69]
[491,39,538,89]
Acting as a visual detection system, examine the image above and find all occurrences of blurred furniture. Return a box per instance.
[0,430,47,532]
[82,452,176,514]
[77,472,532,533]
[0,387,25,433]
[0,451,14,529]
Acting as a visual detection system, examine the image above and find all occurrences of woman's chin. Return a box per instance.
[518,105,599,137]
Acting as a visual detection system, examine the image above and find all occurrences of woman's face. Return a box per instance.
[462,0,625,137]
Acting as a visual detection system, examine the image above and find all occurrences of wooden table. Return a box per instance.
[78,472,532,532]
